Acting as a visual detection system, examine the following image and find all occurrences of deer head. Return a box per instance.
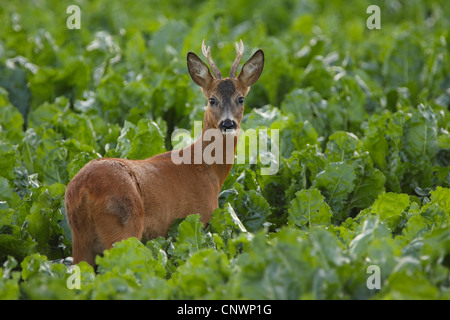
[187,40,264,134]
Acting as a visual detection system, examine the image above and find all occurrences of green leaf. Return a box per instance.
[371,192,410,230]
[362,113,390,170]
[0,263,20,300]
[420,225,450,288]
[403,104,438,162]
[24,184,66,256]
[0,142,16,181]
[0,177,21,209]
[382,31,426,101]
[428,187,450,214]
[0,201,36,263]
[21,253,56,281]
[349,216,391,257]
[210,202,248,236]
[378,271,439,300]
[96,73,124,123]
[313,161,356,220]
[231,229,313,299]
[346,167,386,212]
[19,254,79,300]
[288,188,332,229]
[27,98,67,131]
[308,228,349,268]
[0,58,32,120]
[326,131,362,162]
[170,249,230,299]
[115,119,166,160]
[96,237,166,279]
[232,184,271,232]
[0,88,24,144]
[172,214,216,264]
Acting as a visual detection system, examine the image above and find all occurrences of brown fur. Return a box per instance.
[65,46,264,266]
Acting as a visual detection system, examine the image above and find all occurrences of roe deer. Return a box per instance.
[65,40,264,266]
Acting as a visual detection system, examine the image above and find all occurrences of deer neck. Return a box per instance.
[189,115,238,188]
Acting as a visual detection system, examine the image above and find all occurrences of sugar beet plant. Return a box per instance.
[0,0,450,299]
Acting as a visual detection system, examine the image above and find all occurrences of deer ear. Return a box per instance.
[187,52,214,89]
[237,49,264,87]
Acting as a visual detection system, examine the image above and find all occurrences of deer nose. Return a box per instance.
[219,119,237,132]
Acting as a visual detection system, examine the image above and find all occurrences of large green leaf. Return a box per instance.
[172,214,216,264]
[371,192,410,231]
[313,161,357,220]
[96,237,166,279]
[403,104,438,163]
[288,188,332,229]
[113,119,166,160]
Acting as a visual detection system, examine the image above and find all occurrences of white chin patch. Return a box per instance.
[222,129,237,135]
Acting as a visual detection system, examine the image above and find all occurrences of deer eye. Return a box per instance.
[209,98,216,106]
[237,96,244,104]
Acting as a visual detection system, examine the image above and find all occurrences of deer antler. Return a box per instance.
[202,39,222,79]
[229,39,244,78]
